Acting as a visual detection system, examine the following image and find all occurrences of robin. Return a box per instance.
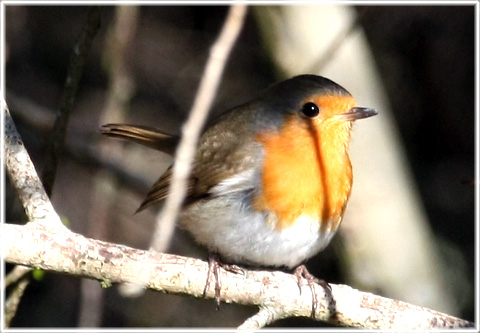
[101,74,377,307]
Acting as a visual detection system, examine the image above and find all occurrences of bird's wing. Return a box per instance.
[137,108,262,212]
[192,131,259,197]
[136,167,194,212]
[137,131,260,212]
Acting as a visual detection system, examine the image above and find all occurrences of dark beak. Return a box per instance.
[337,107,378,121]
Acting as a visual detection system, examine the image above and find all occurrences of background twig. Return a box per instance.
[150,4,248,252]
[41,6,102,196]
[4,276,29,327]
[78,6,139,327]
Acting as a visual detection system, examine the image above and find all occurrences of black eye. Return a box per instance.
[301,102,320,118]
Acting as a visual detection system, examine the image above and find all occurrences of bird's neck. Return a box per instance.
[254,116,353,231]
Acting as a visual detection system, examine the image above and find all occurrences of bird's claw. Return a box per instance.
[294,264,330,318]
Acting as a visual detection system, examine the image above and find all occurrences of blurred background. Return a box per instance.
[4,5,475,328]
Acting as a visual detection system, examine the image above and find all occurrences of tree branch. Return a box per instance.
[4,103,66,230]
[2,222,474,329]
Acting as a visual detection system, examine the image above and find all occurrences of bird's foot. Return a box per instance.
[203,253,244,309]
[293,264,331,318]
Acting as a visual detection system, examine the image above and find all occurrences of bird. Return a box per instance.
[101,74,377,307]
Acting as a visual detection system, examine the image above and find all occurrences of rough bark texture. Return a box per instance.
[3,222,474,329]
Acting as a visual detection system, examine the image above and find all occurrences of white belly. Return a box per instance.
[179,192,339,269]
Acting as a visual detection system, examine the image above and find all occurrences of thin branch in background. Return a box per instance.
[4,276,29,327]
[4,265,32,328]
[41,6,102,197]
[77,6,139,326]
[149,4,248,253]
[100,6,138,122]
[4,266,31,289]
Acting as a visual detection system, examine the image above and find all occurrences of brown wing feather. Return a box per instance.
[101,124,179,155]
[186,106,260,196]
[135,168,197,213]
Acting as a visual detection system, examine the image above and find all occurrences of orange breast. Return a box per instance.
[254,95,355,231]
